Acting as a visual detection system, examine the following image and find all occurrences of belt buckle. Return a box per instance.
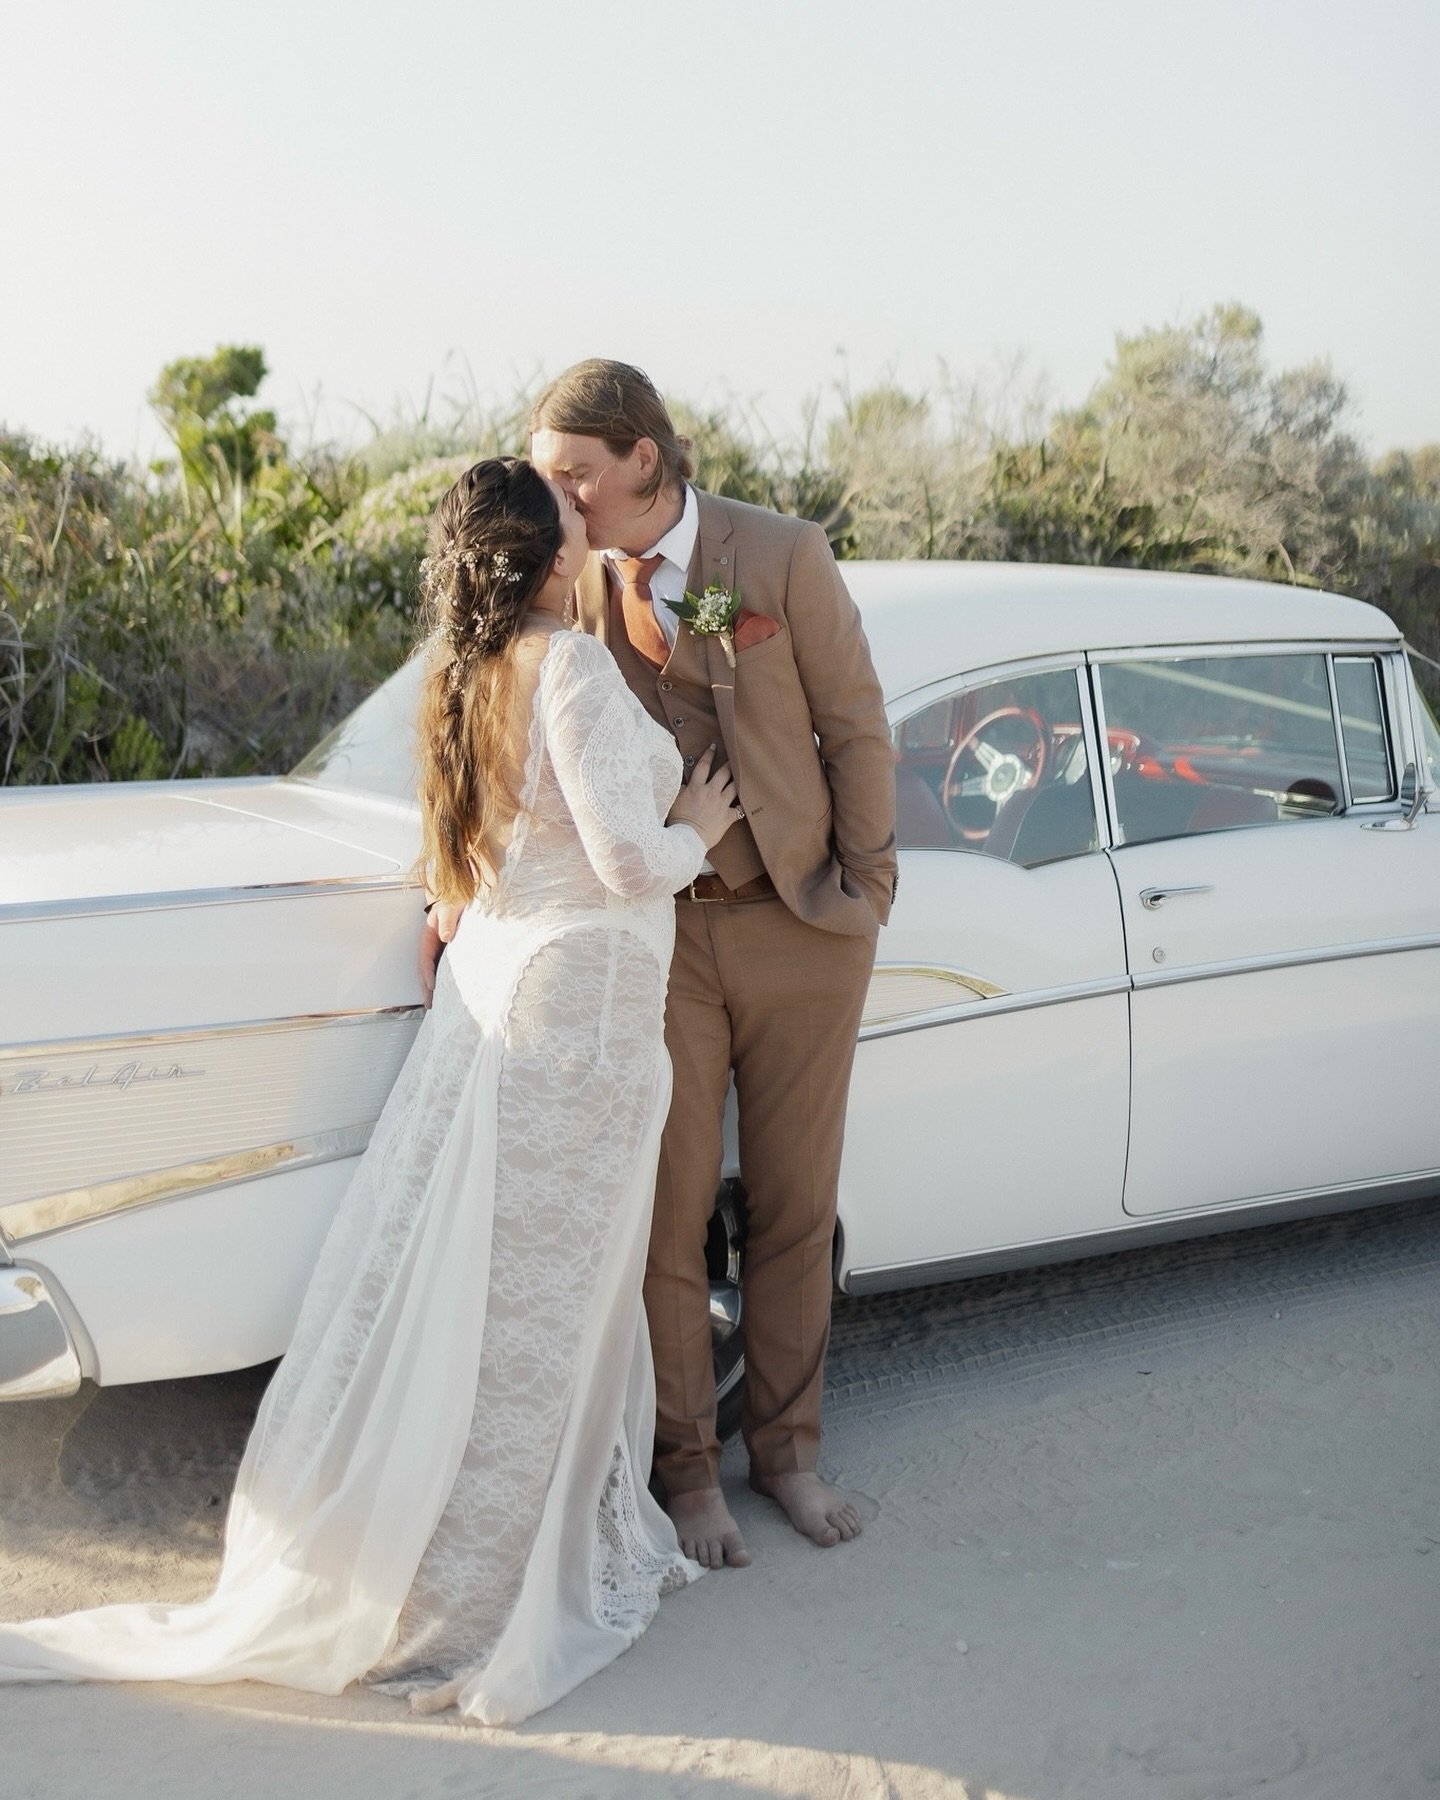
[688,877,724,903]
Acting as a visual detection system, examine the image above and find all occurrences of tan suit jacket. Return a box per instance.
[575,489,897,938]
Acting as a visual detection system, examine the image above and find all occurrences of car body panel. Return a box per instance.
[0,783,403,907]
[1,561,1433,1396]
[3,889,422,1041]
[0,1006,421,1243]
[1115,816,1440,1215]
[851,562,1399,703]
[23,1160,347,1385]
[838,849,1131,1276]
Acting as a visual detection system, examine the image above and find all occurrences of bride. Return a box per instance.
[0,456,741,1724]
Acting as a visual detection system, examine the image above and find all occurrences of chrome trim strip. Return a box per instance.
[0,1124,374,1245]
[1325,653,1354,811]
[840,1168,1440,1295]
[886,653,1092,722]
[0,1004,425,1063]
[858,973,1130,1042]
[0,873,413,927]
[1086,637,1401,665]
[858,927,1440,1040]
[1370,657,1397,791]
[0,1266,83,1400]
[1131,930,1440,992]
[885,640,1404,726]
[869,962,1008,1001]
[1328,652,1403,811]
[1074,662,1113,852]
[1085,655,1123,848]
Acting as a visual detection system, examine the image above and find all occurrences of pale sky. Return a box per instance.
[4,0,1437,465]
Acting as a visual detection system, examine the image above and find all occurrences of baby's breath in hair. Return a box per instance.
[419,546,526,596]
[420,529,549,685]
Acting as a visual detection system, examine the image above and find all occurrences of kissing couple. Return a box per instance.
[0,360,899,1723]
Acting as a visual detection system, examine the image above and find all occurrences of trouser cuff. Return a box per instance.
[654,1456,723,1497]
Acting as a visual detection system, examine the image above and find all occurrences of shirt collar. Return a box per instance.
[603,484,698,571]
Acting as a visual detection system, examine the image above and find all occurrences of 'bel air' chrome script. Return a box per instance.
[3,1062,207,1097]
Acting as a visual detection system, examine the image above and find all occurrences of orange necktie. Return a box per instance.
[614,554,672,669]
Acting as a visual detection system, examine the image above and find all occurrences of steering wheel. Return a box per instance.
[942,706,1049,841]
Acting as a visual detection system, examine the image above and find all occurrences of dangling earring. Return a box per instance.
[563,588,577,628]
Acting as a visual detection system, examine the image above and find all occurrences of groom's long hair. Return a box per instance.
[530,360,694,501]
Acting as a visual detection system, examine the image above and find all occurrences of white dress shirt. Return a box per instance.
[602,485,714,871]
[602,484,698,645]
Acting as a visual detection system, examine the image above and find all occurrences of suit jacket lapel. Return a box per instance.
[694,488,737,597]
[693,490,741,781]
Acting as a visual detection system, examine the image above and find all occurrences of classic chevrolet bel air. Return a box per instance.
[3,563,1438,1422]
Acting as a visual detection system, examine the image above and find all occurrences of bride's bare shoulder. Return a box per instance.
[512,625,572,668]
[516,627,615,681]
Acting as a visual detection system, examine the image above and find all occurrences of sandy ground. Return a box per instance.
[2,1199,1438,1800]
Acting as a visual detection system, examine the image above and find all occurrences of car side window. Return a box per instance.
[1098,653,1344,846]
[892,668,1099,868]
[1333,656,1395,802]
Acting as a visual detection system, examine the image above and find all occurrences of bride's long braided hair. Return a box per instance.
[414,457,562,903]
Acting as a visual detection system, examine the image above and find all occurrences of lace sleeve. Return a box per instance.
[540,633,708,899]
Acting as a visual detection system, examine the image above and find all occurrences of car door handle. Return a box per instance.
[1139,884,1215,910]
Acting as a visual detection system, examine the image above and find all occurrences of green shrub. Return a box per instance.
[4,319,1437,786]
[0,430,410,784]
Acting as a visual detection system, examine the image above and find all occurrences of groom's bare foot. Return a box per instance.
[667,1487,751,1570]
[749,1470,862,1547]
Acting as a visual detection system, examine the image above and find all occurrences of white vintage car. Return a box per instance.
[3,563,1438,1423]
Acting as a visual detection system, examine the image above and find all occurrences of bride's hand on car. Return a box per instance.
[668,745,744,850]
[417,901,464,1009]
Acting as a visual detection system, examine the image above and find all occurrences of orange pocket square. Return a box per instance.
[733,609,781,652]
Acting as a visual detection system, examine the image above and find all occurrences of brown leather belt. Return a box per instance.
[680,871,778,904]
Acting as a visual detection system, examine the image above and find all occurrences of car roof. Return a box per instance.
[842,561,1401,701]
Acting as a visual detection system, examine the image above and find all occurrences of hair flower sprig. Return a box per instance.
[419,546,526,592]
[665,581,742,666]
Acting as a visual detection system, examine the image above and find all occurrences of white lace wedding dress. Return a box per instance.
[0,629,709,1724]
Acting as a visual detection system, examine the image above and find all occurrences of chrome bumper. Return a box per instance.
[0,1264,83,1400]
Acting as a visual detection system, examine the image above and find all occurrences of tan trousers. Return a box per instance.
[646,894,876,1494]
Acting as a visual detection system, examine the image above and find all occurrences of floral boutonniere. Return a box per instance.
[664,582,742,667]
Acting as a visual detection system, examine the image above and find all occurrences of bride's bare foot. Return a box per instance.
[749,1470,862,1547]
[666,1487,751,1570]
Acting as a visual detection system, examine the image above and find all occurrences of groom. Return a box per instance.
[427,361,896,1568]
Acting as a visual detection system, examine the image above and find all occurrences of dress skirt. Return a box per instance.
[0,903,702,1724]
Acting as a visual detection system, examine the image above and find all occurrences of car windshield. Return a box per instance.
[290,654,424,803]
[1409,649,1440,794]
